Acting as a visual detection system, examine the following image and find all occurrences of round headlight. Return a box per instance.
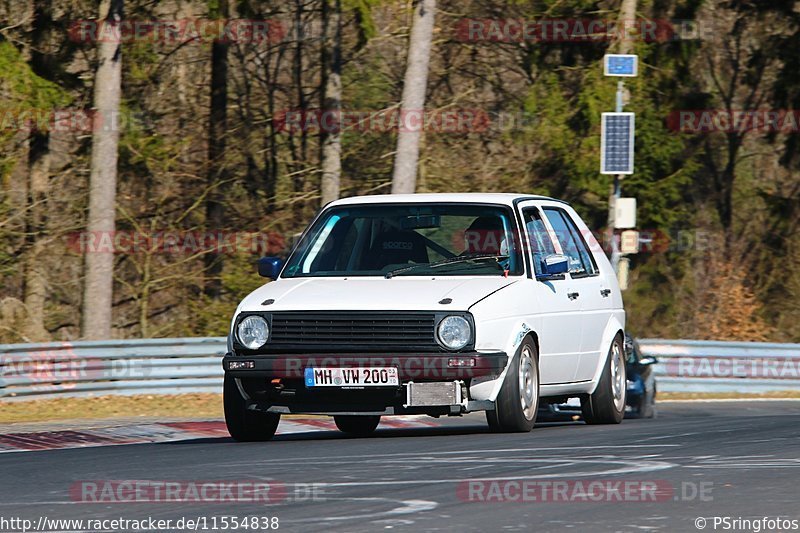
[237,316,269,350]
[437,316,471,351]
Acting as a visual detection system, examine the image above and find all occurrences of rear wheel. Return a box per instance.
[334,415,381,436]
[224,375,280,441]
[581,335,626,424]
[486,337,539,432]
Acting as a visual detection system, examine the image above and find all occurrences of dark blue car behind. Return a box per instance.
[624,334,658,418]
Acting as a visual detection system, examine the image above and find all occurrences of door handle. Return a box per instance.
[567,291,580,300]
[600,288,611,297]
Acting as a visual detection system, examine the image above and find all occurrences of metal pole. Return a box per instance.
[610,0,636,279]
[610,81,624,274]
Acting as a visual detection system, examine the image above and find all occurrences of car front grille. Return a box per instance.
[267,312,439,352]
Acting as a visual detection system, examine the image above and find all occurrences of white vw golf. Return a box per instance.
[223,193,626,440]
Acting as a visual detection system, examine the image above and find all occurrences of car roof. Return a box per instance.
[327,193,569,208]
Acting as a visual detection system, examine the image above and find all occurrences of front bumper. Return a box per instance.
[223,351,508,381]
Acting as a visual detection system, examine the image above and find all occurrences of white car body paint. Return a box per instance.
[236,276,518,312]
[233,193,624,405]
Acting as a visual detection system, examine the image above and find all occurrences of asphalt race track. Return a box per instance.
[1,401,799,532]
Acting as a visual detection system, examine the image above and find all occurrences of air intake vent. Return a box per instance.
[267,312,439,352]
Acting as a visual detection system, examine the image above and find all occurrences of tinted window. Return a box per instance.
[283,204,523,277]
[543,209,598,276]
[522,208,556,275]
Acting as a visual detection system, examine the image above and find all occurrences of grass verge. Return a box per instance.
[0,394,223,424]
[2,391,800,425]
[659,391,800,401]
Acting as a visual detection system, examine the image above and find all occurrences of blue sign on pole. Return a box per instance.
[604,54,638,77]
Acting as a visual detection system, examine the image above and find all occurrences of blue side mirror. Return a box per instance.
[258,257,284,279]
[638,355,658,366]
[536,254,569,280]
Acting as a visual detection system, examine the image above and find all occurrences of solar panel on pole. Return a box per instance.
[600,112,635,174]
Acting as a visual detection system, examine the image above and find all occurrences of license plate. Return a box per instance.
[304,367,399,388]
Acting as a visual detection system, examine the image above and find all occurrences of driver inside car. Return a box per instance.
[463,216,510,270]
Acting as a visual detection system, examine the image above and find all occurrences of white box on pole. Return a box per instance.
[620,230,640,254]
[614,197,637,229]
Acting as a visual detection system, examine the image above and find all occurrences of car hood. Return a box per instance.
[237,276,520,312]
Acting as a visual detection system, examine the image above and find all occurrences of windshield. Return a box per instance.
[282,203,524,278]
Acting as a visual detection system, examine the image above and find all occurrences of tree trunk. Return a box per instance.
[391,0,436,194]
[204,0,229,299]
[81,0,123,340]
[23,131,51,342]
[291,0,309,218]
[22,0,54,342]
[618,0,637,54]
[320,0,342,206]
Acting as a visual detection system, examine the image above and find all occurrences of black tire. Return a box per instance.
[486,337,539,432]
[334,415,381,437]
[581,334,626,425]
[639,397,656,419]
[224,375,280,441]
[626,397,653,419]
[640,384,657,419]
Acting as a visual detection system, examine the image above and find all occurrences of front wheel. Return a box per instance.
[334,415,381,437]
[581,335,626,424]
[486,337,539,432]
[224,375,280,441]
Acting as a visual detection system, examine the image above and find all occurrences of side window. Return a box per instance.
[522,208,556,275]
[542,209,598,277]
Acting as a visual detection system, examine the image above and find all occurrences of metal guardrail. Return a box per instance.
[0,338,227,400]
[639,339,800,393]
[0,337,798,400]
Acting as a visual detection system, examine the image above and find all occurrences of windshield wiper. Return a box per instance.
[384,254,509,279]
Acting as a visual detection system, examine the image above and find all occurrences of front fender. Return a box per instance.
[227,302,245,353]
[469,320,534,402]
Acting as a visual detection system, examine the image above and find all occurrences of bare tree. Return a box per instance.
[81,0,123,340]
[319,0,342,206]
[698,2,779,238]
[21,0,55,342]
[22,129,50,342]
[618,0,637,55]
[204,0,229,298]
[391,0,436,194]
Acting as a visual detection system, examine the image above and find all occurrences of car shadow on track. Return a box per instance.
[164,420,584,445]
